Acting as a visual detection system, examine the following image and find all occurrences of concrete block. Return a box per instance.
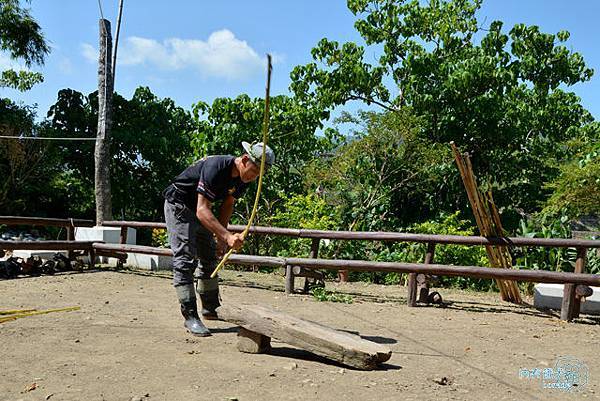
[125,252,172,271]
[534,283,600,315]
[75,226,136,264]
[75,226,136,244]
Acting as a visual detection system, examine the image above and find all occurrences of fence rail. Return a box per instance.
[102,220,600,249]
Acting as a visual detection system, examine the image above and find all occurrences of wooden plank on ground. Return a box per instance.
[216,303,392,370]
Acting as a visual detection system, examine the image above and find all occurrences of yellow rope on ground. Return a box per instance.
[211,54,273,279]
[0,306,81,324]
[0,309,37,315]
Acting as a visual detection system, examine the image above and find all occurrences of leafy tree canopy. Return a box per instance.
[0,0,48,91]
[44,86,194,221]
[290,0,596,226]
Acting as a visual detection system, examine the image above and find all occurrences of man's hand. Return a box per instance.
[226,233,244,251]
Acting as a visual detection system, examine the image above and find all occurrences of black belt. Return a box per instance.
[163,183,188,204]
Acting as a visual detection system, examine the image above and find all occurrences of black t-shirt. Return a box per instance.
[165,155,248,210]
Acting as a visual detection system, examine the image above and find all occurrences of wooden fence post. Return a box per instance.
[561,247,587,321]
[119,226,128,244]
[303,238,321,293]
[285,264,294,295]
[418,243,436,303]
[407,273,418,307]
[67,223,75,260]
[309,238,320,259]
[408,242,436,306]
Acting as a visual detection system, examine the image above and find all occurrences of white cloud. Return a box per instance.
[81,43,97,63]
[81,29,275,80]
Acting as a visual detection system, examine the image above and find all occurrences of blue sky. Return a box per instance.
[2,0,599,123]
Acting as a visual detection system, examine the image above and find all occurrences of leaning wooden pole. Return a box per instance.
[95,18,114,225]
[451,142,522,304]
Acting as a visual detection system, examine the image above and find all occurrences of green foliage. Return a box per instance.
[267,193,339,258]
[270,193,339,230]
[369,212,492,290]
[543,131,600,218]
[0,0,49,66]
[515,213,581,272]
[305,110,455,232]
[191,94,337,200]
[151,228,168,248]
[0,69,43,91]
[42,87,195,224]
[310,286,353,303]
[0,98,60,215]
[291,0,596,229]
[0,0,49,91]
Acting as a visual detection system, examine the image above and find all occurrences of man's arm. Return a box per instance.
[196,194,243,249]
[218,195,235,229]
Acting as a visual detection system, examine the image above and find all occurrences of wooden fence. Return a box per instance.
[2,216,600,321]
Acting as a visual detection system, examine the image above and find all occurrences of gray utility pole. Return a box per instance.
[95,18,114,225]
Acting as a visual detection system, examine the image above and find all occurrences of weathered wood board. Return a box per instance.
[216,303,392,370]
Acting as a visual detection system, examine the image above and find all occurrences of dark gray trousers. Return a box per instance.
[164,200,217,287]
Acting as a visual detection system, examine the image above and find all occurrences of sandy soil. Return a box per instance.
[0,268,598,401]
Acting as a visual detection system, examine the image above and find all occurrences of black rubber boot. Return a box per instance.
[175,284,211,337]
[197,277,221,320]
[199,289,221,320]
[180,301,211,337]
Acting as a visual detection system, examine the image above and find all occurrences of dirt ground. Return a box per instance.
[0,268,598,401]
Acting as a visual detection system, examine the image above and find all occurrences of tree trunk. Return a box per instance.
[95,18,113,225]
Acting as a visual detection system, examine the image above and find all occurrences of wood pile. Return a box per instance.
[451,142,522,303]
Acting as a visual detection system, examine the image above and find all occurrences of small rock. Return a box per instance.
[338,368,346,374]
[284,363,298,370]
[268,372,276,377]
[301,379,311,384]
[45,394,54,400]
[105,300,109,304]
[22,382,37,393]
[74,339,80,343]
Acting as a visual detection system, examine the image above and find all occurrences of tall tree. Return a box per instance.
[291,0,596,227]
[45,87,194,221]
[0,0,52,214]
